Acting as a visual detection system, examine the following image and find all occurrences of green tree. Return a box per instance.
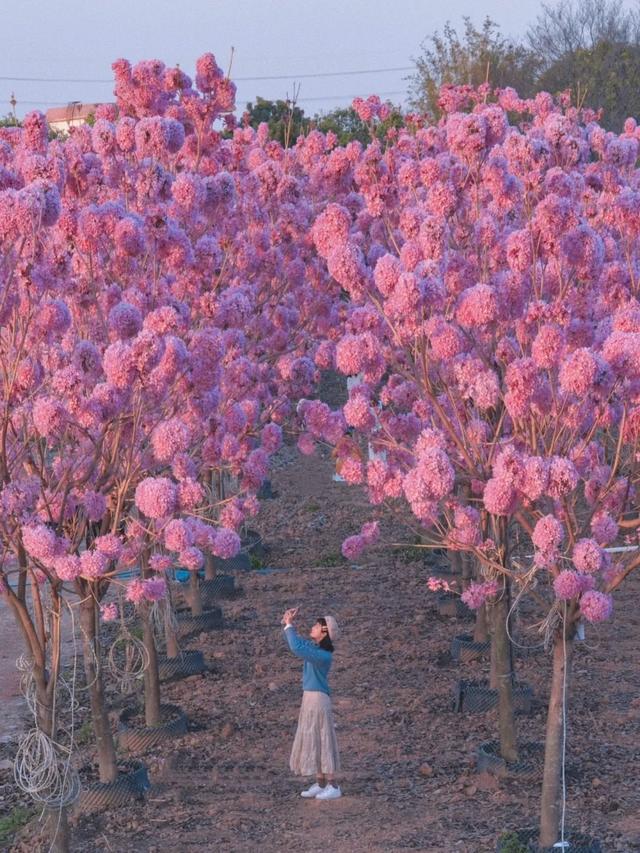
[244,96,310,147]
[409,17,542,118]
[538,39,640,130]
[243,99,404,148]
[314,107,370,145]
[527,0,639,66]
[0,113,68,140]
[528,0,640,129]
[314,105,404,146]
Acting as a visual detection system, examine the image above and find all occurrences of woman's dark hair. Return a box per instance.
[317,617,334,652]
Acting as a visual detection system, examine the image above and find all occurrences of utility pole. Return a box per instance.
[9,92,17,120]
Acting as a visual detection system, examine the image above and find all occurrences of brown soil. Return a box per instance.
[118,704,185,731]
[4,438,640,852]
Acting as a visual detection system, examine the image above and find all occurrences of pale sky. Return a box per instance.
[1,0,547,118]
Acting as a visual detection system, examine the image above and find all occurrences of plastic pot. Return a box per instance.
[172,575,236,611]
[257,479,278,500]
[451,633,490,663]
[496,827,602,852]
[212,552,252,573]
[175,607,222,640]
[436,593,469,618]
[477,741,544,781]
[158,649,206,682]
[74,760,149,816]
[117,703,188,753]
[453,679,533,714]
[242,529,270,561]
[200,574,235,600]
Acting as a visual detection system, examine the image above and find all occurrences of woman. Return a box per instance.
[282,608,341,799]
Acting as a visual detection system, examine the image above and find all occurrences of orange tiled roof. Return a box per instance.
[45,103,104,123]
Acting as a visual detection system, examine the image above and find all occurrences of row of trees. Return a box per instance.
[295,85,640,847]
[242,97,405,147]
[5,0,636,152]
[244,0,640,145]
[0,53,339,850]
[4,40,640,852]
[410,0,640,130]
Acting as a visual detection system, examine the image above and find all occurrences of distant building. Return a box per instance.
[45,102,104,133]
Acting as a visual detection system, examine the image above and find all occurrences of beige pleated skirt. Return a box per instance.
[289,690,341,776]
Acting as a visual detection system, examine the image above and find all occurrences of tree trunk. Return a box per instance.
[489,588,518,763]
[165,604,180,658]
[165,629,180,658]
[33,664,54,735]
[163,585,180,658]
[141,605,161,727]
[204,553,216,581]
[5,584,70,852]
[473,603,489,643]
[189,570,203,616]
[79,597,118,783]
[164,588,180,658]
[460,551,474,591]
[447,549,462,578]
[539,622,575,847]
[44,808,71,853]
[33,668,71,853]
[489,622,498,690]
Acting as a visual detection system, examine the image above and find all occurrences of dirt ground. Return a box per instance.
[3,436,640,852]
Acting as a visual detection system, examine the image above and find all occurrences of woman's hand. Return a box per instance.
[281,607,299,626]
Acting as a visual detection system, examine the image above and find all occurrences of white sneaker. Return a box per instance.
[300,783,323,798]
[315,784,342,800]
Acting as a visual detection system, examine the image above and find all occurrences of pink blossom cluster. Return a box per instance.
[341,520,380,560]
[100,603,120,622]
[125,577,168,605]
[461,580,500,610]
[151,418,190,463]
[0,55,372,752]
[135,477,177,519]
[580,589,614,623]
[427,576,453,592]
[294,84,640,622]
[402,448,455,521]
[572,538,606,574]
[553,570,595,600]
[532,516,565,568]
[448,506,481,547]
[352,95,391,124]
[5,63,640,714]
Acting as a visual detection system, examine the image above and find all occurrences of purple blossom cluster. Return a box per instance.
[6,64,640,735]
[0,51,345,620]
[294,84,640,621]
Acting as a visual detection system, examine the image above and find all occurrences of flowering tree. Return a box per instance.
[0,53,337,827]
[6,42,640,851]
[300,88,640,846]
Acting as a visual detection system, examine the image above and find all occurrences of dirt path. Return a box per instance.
[6,444,640,852]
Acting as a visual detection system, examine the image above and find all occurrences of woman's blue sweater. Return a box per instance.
[283,625,332,695]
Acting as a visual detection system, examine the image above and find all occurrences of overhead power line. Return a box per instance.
[0,76,112,84]
[14,100,103,106]
[235,66,412,82]
[13,100,70,106]
[297,90,406,103]
[0,65,413,85]
[14,90,407,109]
